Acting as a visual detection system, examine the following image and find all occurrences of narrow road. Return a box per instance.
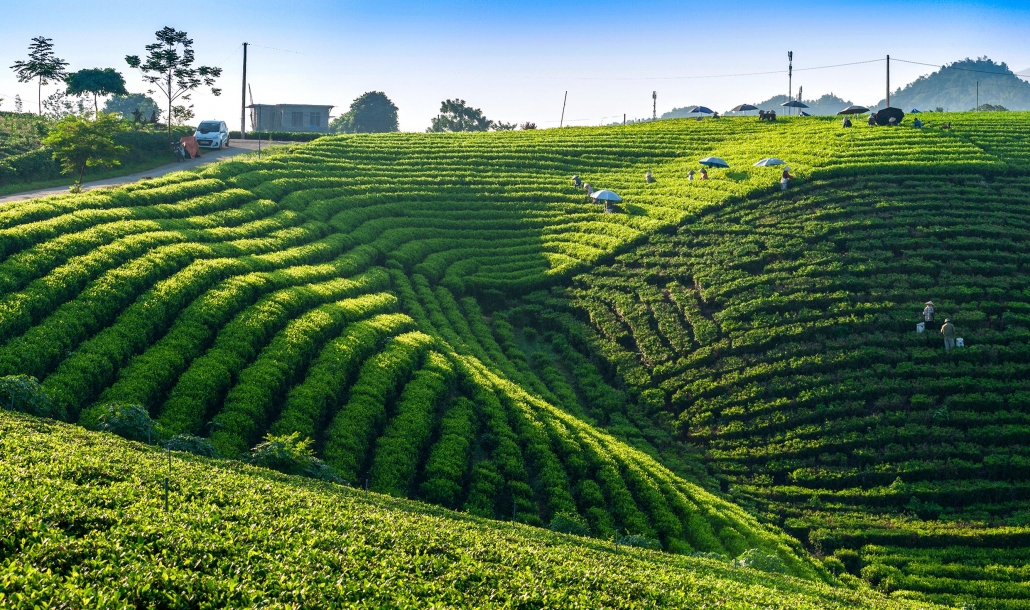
[0,139,287,204]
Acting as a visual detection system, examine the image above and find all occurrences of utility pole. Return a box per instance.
[623,113,626,126]
[560,91,567,128]
[886,54,890,109]
[787,51,793,115]
[976,80,979,111]
[652,91,657,120]
[240,43,248,140]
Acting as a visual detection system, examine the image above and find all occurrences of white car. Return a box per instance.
[194,121,229,149]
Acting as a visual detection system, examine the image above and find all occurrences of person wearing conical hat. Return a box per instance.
[922,301,935,325]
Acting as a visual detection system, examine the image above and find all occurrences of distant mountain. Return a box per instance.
[750,93,855,116]
[873,57,1030,111]
[1018,68,1030,83]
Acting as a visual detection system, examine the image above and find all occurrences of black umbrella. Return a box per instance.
[781,100,809,108]
[875,107,906,126]
[837,105,870,115]
[730,104,759,112]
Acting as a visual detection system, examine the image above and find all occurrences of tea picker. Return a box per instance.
[590,189,622,214]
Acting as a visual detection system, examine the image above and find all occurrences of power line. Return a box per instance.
[893,58,1029,78]
[537,58,884,82]
[250,43,305,55]
[221,44,243,63]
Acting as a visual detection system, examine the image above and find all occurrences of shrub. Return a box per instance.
[0,374,61,419]
[732,549,788,574]
[166,434,220,458]
[618,534,663,551]
[80,402,158,444]
[248,432,341,483]
[549,512,590,537]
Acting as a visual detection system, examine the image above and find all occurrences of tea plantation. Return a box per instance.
[0,410,930,609]
[1,111,1028,606]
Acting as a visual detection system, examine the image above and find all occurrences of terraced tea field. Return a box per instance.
[2,111,1028,606]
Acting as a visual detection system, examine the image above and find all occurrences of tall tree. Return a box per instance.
[330,91,399,134]
[427,99,493,132]
[10,36,69,115]
[125,27,222,143]
[103,93,162,122]
[41,113,128,191]
[66,68,128,118]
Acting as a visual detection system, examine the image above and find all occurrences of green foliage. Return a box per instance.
[883,57,1030,111]
[10,36,69,115]
[427,98,493,132]
[733,549,789,574]
[41,112,128,186]
[330,91,399,134]
[0,374,59,419]
[125,26,222,141]
[228,130,323,141]
[166,433,220,457]
[65,68,128,116]
[80,402,158,444]
[103,92,162,121]
[247,431,340,482]
[0,411,924,609]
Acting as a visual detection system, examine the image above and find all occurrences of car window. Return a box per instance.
[198,122,221,133]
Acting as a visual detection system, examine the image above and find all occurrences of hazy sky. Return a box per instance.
[2,0,1029,131]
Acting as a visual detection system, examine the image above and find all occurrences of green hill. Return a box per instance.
[519,113,1030,608]
[876,58,1030,111]
[0,410,931,609]
[3,111,1030,605]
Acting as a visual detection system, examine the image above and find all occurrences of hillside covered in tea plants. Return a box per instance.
[2,111,1029,606]
[0,410,933,609]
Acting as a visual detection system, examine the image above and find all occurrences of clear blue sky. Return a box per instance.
[2,0,1029,130]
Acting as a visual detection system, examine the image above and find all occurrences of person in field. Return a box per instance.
[913,117,923,128]
[645,171,656,183]
[842,116,853,128]
[941,318,956,351]
[572,175,582,188]
[780,167,794,190]
[688,169,696,181]
[868,114,877,126]
[700,168,709,180]
[922,301,935,325]
[584,183,593,198]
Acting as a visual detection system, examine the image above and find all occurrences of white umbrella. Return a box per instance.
[699,157,729,168]
[590,189,622,202]
[753,158,786,167]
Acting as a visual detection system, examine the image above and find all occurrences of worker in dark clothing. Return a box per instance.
[572,175,582,188]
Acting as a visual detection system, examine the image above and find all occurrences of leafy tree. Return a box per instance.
[125,27,222,142]
[248,432,342,482]
[330,91,399,133]
[520,121,537,130]
[427,99,494,132]
[41,113,128,190]
[103,93,162,122]
[493,121,516,131]
[65,68,128,118]
[10,36,69,115]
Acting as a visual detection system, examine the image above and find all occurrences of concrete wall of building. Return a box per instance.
[250,104,333,133]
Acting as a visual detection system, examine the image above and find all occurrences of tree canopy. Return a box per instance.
[427,99,494,132]
[330,91,399,134]
[103,93,162,122]
[10,36,69,115]
[66,68,128,117]
[126,27,221,141]
[41,113,128,189]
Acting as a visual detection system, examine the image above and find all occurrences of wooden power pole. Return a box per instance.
[241,43,248,140]
[560,91,567,128]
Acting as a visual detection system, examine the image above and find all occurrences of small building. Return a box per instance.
[247,103,334,133]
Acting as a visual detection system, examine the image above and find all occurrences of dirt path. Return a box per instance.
[0,139,288,204]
